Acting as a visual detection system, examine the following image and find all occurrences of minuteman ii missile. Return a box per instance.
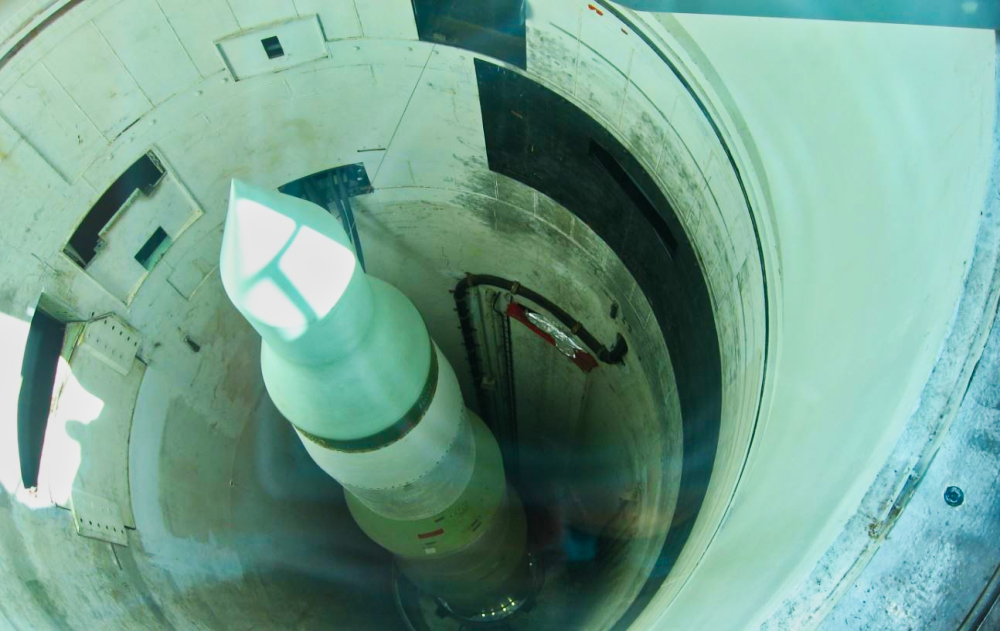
[219,180,531,620]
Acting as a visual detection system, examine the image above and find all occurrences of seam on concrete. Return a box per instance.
[370,46,433,185]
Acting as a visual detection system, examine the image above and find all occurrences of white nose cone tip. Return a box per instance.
[220,179,360,344]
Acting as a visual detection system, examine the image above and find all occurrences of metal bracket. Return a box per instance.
[71,489,127,546]
[79,315,141,376]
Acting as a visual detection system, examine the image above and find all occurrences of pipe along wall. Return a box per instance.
[219,180,530,619]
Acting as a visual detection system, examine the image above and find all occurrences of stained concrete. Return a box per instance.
[0,2,994,630]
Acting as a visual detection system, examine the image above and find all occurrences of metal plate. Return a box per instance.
[79,315,140,376]
[71,489,127,546]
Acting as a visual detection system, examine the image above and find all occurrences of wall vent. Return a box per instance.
[261,35,284,59]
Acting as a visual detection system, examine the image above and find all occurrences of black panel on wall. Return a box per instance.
[411,0,526,68]
[18,309,66,489]
[474,58,722,628]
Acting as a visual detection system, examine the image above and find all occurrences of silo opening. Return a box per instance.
[231,167,694,631]
[216,56,734,631]
[1,6,772,630]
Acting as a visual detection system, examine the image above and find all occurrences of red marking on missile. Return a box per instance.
[418,528,445,539]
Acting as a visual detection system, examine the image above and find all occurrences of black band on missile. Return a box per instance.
[293,339,439,453]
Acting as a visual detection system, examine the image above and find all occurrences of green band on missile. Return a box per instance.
[294,339,439,453]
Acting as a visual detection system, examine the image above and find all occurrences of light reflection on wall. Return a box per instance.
[36,355,105,506]
[0,309,106,510]
[0,310,30,496]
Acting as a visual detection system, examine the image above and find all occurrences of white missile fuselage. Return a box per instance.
[219,180,528,616]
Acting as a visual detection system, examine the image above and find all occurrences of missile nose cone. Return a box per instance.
[220,179,367,352]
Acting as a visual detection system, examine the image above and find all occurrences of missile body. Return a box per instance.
[220,180,529,616]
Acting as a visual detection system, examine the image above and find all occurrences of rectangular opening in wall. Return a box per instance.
[134,227,172,271]
[18,305,68,489]
[589,139,679,258]
[64,152,165,267]
[261,35,284,59]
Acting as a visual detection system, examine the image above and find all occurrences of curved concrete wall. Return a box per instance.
[0,2,706,627]
[523,7,772,618]
[0,0,993,630]
[635,12,998,631]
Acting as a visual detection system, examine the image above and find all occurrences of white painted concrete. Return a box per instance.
[637,14,997,630]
